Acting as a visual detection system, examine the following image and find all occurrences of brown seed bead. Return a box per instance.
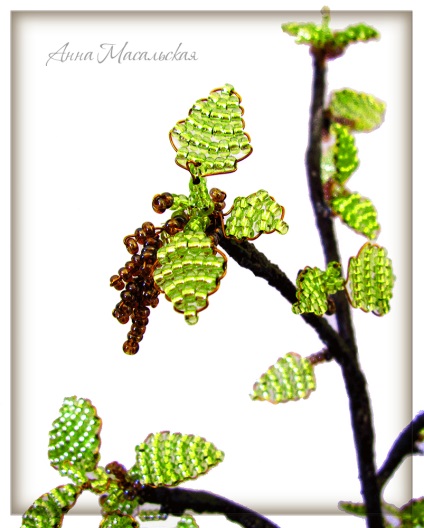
[134,227,146,244]
[131,323,146,336]
[214,201,226,212]
[141,222,156,237]
[144,236,161,248]
[140,263,154,278]
[210,188,227,202]
[141,247,157,264]
[164,217,183,236]
[124,237,139,255]
[162,192,174,207]
[123,339,139,355]
[134,307,150,319]
[127,332,143,343]
[113,310,130,325]
[152,195,168,214]
[118,267,131,282]
[150,297,160,308]
[126,282,138,294]
[110,275,125,290]
[131,254,142,267]
[120,290,133,304]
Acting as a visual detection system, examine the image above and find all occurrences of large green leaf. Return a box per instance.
[128,432,224,487]
[251,353,316,404]
[153,231,227,325]
[346,243,395,316]
[330,191,380,239]
[224,189,288,240]
[21,484,81,528]
[328,89,386,132]
[170,84,252,177]
[48,396,102,482]
[292,262,345,316]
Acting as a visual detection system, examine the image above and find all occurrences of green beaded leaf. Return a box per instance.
[128,431,224,487]
[330,191,380,240]
[346,243,395,316]
[330,123,359,184]
[282,21,378,55]
[48,396,102,482]
[99,513,139,528]
[251,353,316,404]
[328,89,386,132]
[224,190,288,240]
[21,484,81,528]
[339,499,424,527]
[170,84,252,177]
[292,262,345,316]
[177,515,200,528]
[153,231,227,325]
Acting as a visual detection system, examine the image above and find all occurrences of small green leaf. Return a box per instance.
[330,123,359,184]
[128,432,224,487]
[330,191,380,239]
[177,515,200,528]
[399,497,424,526]
[224,189,288,240]
[338,501,367,517]
[170,84,252,177]
[346,243,395,316]
[251,353,316,404]
[292,262,345,316]
[153,231,227,325]
[339,499,417,527]
[333,24,379,47]
[328,89,386,132]
[99,513,139,528]
[48,396,102,482]
[21,484,81,528]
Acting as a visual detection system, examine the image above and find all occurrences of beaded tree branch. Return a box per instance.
[110,84,288,355]
[21,397,278,528]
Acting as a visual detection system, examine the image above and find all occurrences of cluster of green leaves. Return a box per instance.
[150,84,288,324]
[21,397,224,528]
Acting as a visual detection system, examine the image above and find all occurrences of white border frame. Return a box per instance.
[2,1,422,527]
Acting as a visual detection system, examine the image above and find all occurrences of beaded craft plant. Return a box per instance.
[110,84,289,355]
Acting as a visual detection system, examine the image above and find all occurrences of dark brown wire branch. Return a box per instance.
[377,411,424,490]
[306,49,383,527]
[139,485,281,528]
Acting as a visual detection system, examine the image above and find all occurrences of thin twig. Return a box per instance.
[377,411,424,490]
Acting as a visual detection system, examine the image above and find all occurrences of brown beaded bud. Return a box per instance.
[210,188,226,202]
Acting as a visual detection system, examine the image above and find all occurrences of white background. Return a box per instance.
[2,3,422,528]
